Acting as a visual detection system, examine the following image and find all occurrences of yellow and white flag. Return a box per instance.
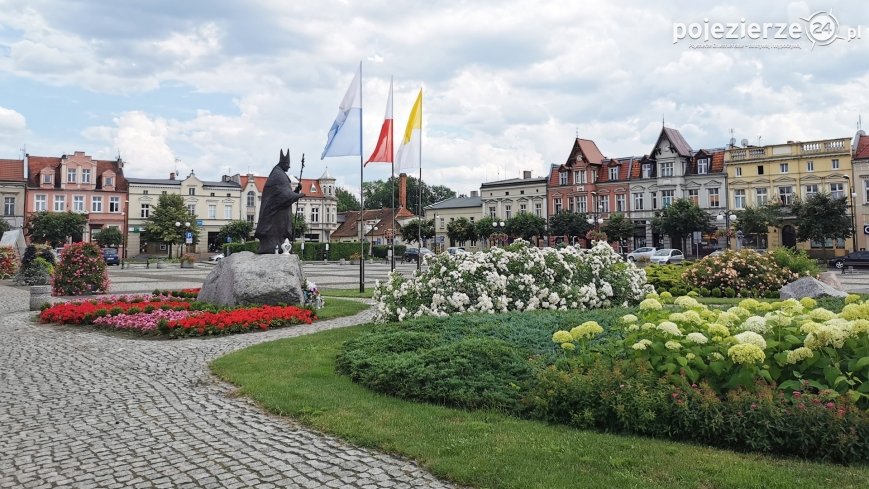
[395,89,422,172]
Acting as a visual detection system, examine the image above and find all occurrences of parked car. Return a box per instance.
[626,246,656,262]
[446,247,467,256]
[403,247,434,263]
[649,248,684,264]
[209,253,224,262]
[102,248,120,266]
[828,251,869,269]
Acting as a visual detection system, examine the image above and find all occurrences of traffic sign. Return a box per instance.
[185,231,193,244]
[864,224,869,235]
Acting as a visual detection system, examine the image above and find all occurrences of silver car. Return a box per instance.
[626,246,656,262]
[649,248,684,264]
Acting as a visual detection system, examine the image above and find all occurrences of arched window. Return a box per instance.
[247,191,255,207]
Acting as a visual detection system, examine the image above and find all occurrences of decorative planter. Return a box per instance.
[180,262,194,269]
[156,261,164,269]
[29,285,52,311]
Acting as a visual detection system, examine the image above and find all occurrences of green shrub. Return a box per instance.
[711,287,722,297]
[224,240,260,255]
[684,249,800,297]
[770,247,820,278]
[724,287,736,298]
[644,264,690,293]
[371,244,407,259]
[699,287,710,296]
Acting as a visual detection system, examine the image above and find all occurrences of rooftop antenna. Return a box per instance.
[662,114,665,127]
[729,129,737,148]
[741,138,750,148]
[174,158,180,174]
[758,135,762,146]
[859,115,863,131]
[575,127,579,138]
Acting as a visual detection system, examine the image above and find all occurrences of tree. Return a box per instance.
[93,227,123,248]
[446,217,478,245]
[548,211,592,243]
[506,212,547,241]
[143,194,200,256]
[362,176,457,215]
[26,211,88,247]
[292,214,307,239]
[651,199,713,253]
[475,216,495,242]
[336,186,361,212]
[791,192,852,258]
[601,213,635,246]
[217,220,253,245]
[0,219,10,235]
[400,218,434,246]
[733,204,783,249]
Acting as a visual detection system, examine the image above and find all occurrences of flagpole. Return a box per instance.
[417,89,423,271]
[389,77,395,272]
[358,62,365,293]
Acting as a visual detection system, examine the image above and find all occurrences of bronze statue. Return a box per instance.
[255,149,304,254]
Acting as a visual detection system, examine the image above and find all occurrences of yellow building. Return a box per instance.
[724,137,853,256]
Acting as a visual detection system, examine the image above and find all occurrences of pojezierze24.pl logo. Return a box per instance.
[673,9,862,49]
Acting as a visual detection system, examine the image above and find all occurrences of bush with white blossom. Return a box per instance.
[373,240,651,322]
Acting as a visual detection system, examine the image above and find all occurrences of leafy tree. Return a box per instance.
[446,217,478,245]
[142,194,200,256]
[0,219,10,235]
[400,218,435,246]
[25,211,88,247]
[651,199,713,253]
[475,216,495,241]
[363,176,457,215]
[733,204,783,249]
[93,227,123,248]
[336,186,361,212]
[601,212,635,245]
[292,214,307,239]
[217,220,254,244]
[791,192,852,258]
[548,211,592,243]
[506,212,547,241]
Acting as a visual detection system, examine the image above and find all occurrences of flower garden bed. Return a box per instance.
[38,289,315,338]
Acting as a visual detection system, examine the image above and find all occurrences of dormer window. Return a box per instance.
[559,172,568,185]
[642,164,651,178]
[105,176,114,186]
[43,174,52,184]
[697,158,709,174]
[608,167,618,181]
[310,183,317,192]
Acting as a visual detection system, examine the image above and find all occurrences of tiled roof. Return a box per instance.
[660,127,693,157]
[96,160,128,191]
[481,176,547,187]
[855,134,869,160]
[126,178,182,185]
[299,178,323,197]
[331,208,415,238]
[0,158,25,182]
[686,149,725,175]
[26,156,61,187]
[630,155,656,180]
[202,180,240,188]
[597,157,636,183]
[26,153,128,190]
[575,138,605,165]
[241,175,268,192]
[425,196,482,210]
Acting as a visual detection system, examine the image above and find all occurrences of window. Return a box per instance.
[598,196,610,213]
[687,189,699,205]
[91,196,103,212]
[505,191,509,196]
[575,170,586,184]
[208,204,216,219]
[633,192,644,210]
[830,183,844,199]
[779,163,789,173]
[778,186,793,205]
[609,167,619,181]
[310,207,319,223]
[534,202,542,217]
[568,197,574,212]
[756,188,768,206]
[832,158,840,170]
[210,193,215,197]
[224,204,232,219]
[757,165,764,175]
[109,196,120,213]
[642,164,652,178]
[734,189,746,209]
[661,190,674,208]
[187,204,196,216]
[806,161,814,172]
[559,172,568,185]
[42,174,52,184]
[592,172,599,182]
[35,195,47,211]
[105,176,114,187]
[67,168,77,183]
[697,158,709,174]
[554,198,562,213]
[488,206,496,218]
[865,179,869,204]
[247,191,255,207]
[81,169,91,183]
[519,203,527,213]
[142,190,148,195]
[53,195,65,212]
[651,192,657,209]
[4,197,14,216]
[572,196,583,213]
[616,194,626,212]
[661,161,673,177]
[805,184,818,199]
[505,204,512,219]
[188,187,195,196]
[735,167,742,177]
[141,204,150,218]
[708,188,720,207]
[520,190,524,195]
[246,214,254,224]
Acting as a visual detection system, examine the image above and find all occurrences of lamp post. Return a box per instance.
[492,220,505,247]
[122,199,129,266]
[175,220,191,257]
[844,175,858,252]
[716,211,737,250]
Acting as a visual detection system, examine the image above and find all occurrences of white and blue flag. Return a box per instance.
[321,63,362,158]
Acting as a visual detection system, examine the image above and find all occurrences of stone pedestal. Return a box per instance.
[30,285,52,311]
[197,251,305,307]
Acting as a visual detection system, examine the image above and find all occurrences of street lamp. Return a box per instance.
[175,221,191,257]
[716,211,737,250]
[122,200,129,265]
[844,176,858,252]
[492,220,505,247]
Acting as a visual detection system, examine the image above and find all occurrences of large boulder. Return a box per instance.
[817,271,844,291]
[779,276,847,300]
[197,251,305,307]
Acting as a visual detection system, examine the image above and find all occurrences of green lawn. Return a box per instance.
[212,324,868,489]
[320,288,375,299]
[314,297,370,320]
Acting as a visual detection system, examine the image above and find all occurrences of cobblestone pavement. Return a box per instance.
[0,294,455,488]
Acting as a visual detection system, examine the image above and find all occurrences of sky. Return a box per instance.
[1,0,867,196]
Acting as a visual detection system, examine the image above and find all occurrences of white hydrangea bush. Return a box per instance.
[373,240,652,322]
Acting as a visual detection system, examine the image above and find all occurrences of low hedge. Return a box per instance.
[224,240,370,260]
[371,244,406,259]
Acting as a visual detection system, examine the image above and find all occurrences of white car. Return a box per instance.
[626,247,656,262]
[649,248,684,264]
[208,253,224,262]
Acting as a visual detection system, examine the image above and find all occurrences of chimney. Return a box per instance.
[470,190,479,198]
[169,172,176,180]
[398,173,408,209]
[523,170,532,179]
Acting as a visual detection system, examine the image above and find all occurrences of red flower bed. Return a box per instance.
[165,305,314,337]
[40,299,192,325]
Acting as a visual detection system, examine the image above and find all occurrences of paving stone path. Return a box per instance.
[0,295,455,489]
